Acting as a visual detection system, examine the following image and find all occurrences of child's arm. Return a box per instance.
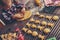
[54,1,60,6]
[2,0,12,9]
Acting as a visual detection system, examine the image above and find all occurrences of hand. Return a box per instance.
[12,13,24,19]
[2,0,12,9]
[54,1,60,6]
[21,8,25,13]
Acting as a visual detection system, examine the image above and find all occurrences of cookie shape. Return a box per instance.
[38,34,45,40]
[1,34,5,39]
[48,23,54,28]
[13,33,17,38]
[8,33,13,40]
[44,28,51,34]
[30,18,35,22]
[37,26,44,30]
[32,31,38,36]
[52,16,59,21]
[26,23,31,28]
[4,34,8,38]
[31,24,36,28]
[22,28,28,32]
[35,20,40,24]
[27,30,32,34]
[39,14,45,18]
[41,21,47,26]
[46,16,52,20]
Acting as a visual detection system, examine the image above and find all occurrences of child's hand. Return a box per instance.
[2,0,12,9]
[13,13,24,19]
[21,8,25,14]
[54,1,60,6]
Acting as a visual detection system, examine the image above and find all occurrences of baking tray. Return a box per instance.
[21,12,60,40]
[0,0,60,40]
[0,11,60,40]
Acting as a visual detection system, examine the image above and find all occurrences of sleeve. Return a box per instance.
[0,19,5,26]
[0,10,15,25]
[0,12,6,26]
